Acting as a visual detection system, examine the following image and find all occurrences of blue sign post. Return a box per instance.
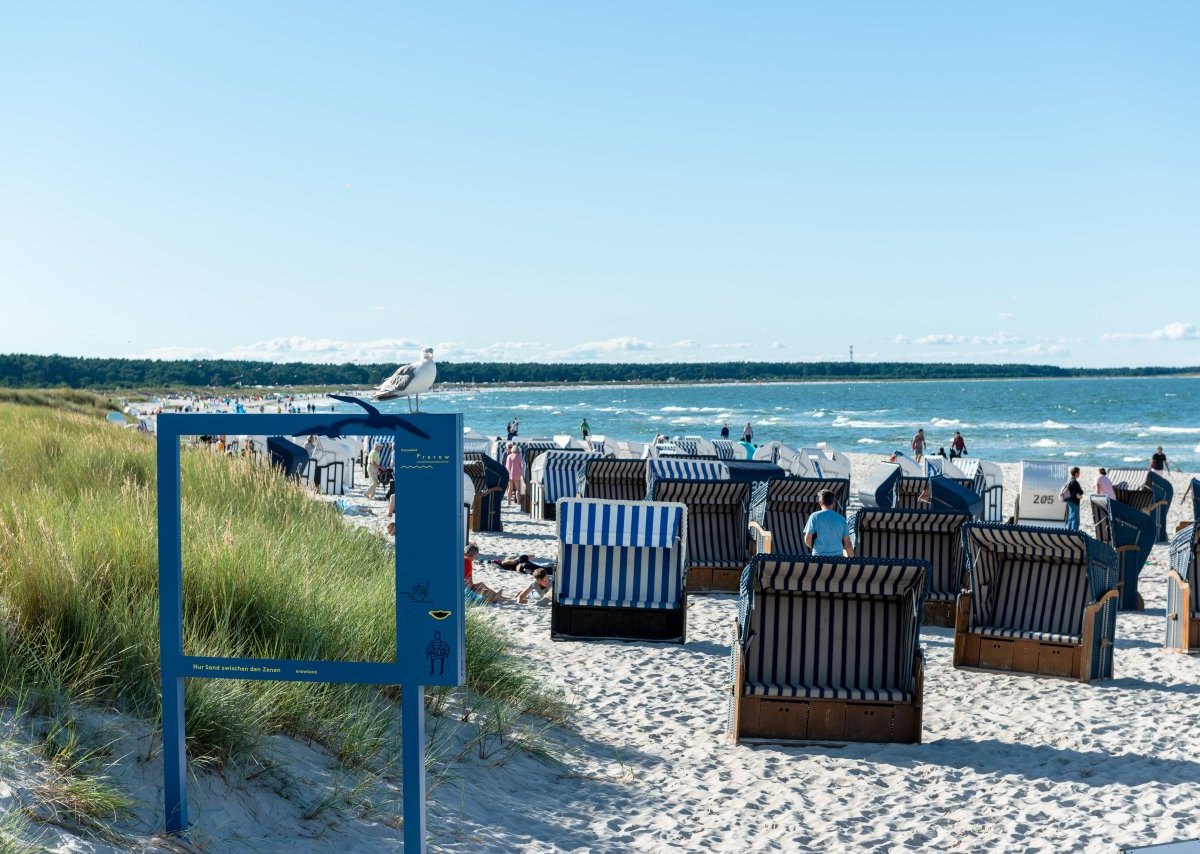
[156,400,463,851]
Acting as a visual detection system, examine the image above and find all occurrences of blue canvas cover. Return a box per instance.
[929,475,983,518]
[1090,495,1156,610]
[267,436,309,477]
[858,463,901,510]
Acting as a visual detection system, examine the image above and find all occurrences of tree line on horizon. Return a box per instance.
[0,353,1195,390]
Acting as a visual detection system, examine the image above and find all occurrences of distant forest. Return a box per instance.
[1,353,1196,390]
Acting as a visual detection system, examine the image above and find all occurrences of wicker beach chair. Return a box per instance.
[729,555,928,744]
[1088,495,1155,611]
[553,498,689,642]
[748,476,851,556]
[1166,483,1200,652]
[530,451,603,521]
[1011,461,1070,527]
[646,460,749,592]
[853,508,971,627]
[505,439,565,513]
[952,458,1005,523]
[463,452,508,532]
[577,458,647,502]
[1106,468,1174,544]
[857,463,902,510]
[954,523,1119,682]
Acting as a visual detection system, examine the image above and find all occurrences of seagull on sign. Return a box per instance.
[372,348,437,412]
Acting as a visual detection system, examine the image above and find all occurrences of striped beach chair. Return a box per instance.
[1107,468,1174,544]
[577,458,647,502]
[553,498,689,642]
[646,460,748,592]
[853,508,971,627]
[729,555,928,744]
[530,451,603,521]
[1088,495,1155,611]
[857,463,902,510]
[1166,483,1199,652]
[896,473,976,510]
[748,477,851,556]
[953,458,1005,523]
[505,439,563,513]
[1012,461,1069,527]
[711,439,740,460]
[464,452,508,533]
[954,523,1119,682]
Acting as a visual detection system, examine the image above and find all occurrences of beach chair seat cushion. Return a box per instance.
[743,682,913,703]
[976,626,1082,645]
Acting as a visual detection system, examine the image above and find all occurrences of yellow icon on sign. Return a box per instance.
[428,610,451,620]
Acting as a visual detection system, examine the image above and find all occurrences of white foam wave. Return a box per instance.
[1041,420,1070,430]
[856,438,881,444]
[1122,456,1142,462]
[1147,426,1200,435]
[1063,452,1083,457]
[1032,438,1060,448]
[660,406,726,413]
[1096,441,1123,449]
[930,418,967,428]
[831,416,905,429]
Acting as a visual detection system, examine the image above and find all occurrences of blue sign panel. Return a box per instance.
[156,398,463,851]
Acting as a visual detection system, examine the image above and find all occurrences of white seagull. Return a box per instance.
[372,348,437,412]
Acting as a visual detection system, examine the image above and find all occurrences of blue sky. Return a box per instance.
[2,2,1198,367]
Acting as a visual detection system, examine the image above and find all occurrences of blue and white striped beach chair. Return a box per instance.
[506,439,565,513]
[530,451,603,521]
[577,458,647,502]
[1107,467,1174,544]
[711,439,739,460]
[553,498,689,642]
[729,555,928,744]
[748,477,851,556]
[955,523,1119,682]
[1089,495,1156,611]
[646,460,748,592]
[852,508,971,627]
[1166,482,1200,652]
[464,452,508,533]
[952,458,1005,523]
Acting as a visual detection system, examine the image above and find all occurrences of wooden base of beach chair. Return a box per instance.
[734,697,922,744]
[1166,570,1199,653]
[923,600,957,629]
[687,566,742,594]
[551,605,685,643]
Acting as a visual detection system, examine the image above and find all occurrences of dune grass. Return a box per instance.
[0,403,567,772]
[0,389,123,420]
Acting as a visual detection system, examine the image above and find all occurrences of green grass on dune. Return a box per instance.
[0,403,566,766]
[0,389,123,420]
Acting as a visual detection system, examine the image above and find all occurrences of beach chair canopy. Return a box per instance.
[852,508,970,602]
[737,556,928,701]
[1169,523,1200,619]
[1015,461,1070,527]
[929,475,983,517]
[462,429,491,454]
[1106,467,1174,543]
[724,461,787,487]
[711,439,742,460]
[962,522,1118,644]
[750,477,851,555]
[556,498,688,610]
[1089,495,1156,610]
[754,441,798,466]
[797,447,852,480]
[649,479,751,569]
[577,458,647,502]
[266,437,309,477]
[531,450,604,504]
[858,463,901,510]
[924,457,967,478]
[1191,478,1200,524]
[646,459,729,496]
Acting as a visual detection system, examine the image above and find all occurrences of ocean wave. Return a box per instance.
[856,438,881,444]
[1096,441,1123,449]
[831,416,905,429]
[1032,439,1060,448]
[930,418,969,428]
[1123,456,1143,462]
[660,406,726,413]
[1063,452,1083,457]
[1147,426,1200,435]
[1041,420,1070,430]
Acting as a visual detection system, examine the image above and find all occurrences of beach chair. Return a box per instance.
[729,555,928,744]
[853,508,971,627]
[553,498,688,642]
[711,439,740,460]
[753,441,798,467]
[857,463,902,510]
[796,446,853,481]
[577,458,646,502]
[1106,468,1174,544]
[1166,484,1200,652]
[646,460,749,592]
[725,461,787,489]
[748,477,851,556]
[953,458,1005,523]
[954,523,1119,682]
[896,472,976,510]
[1088,495,1155,611]
[506,439,564,513]
[464,452,508,532]
[530,451,603,521]
[928,475,983,518]
[1011,461,1069,527]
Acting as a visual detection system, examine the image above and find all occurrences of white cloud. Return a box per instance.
[1101,322,1199,343]
[770,341,786,349]
[707,342,752,350]
[1016,342,1069,358]
[893,335,910,345]
[998,312,1016,320]
[900,332,1023,347]
[674,339,699,349]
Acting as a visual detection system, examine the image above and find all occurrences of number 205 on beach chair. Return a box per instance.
[729,556,929,745]
[552,498,689,643]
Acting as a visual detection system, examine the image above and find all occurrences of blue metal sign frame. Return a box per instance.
[156,399,463,851]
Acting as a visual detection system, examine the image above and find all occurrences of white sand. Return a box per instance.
[4,453,1197,852]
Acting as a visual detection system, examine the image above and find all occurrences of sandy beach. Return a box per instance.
[325,452,1200,852]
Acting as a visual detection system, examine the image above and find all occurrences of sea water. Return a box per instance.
[365,375,1200,469]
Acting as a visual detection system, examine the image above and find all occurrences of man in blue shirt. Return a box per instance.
[803,489,855,557]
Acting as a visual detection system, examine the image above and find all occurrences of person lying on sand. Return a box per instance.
[516,569,553,606]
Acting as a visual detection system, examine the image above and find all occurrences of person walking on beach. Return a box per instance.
[1095,468,1117,500]
[911,428,927,462]
[720,423,730,439]
[742,422,754,443]
[1062,466,1084,531]
[1151,446,1171,473]
[803,489,855,557]
[950,431,967,459]
[580,418,590,440]
[365,442,383,499]
[504,443,523,505]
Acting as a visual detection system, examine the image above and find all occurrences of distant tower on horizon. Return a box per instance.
[849,345,854,363]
